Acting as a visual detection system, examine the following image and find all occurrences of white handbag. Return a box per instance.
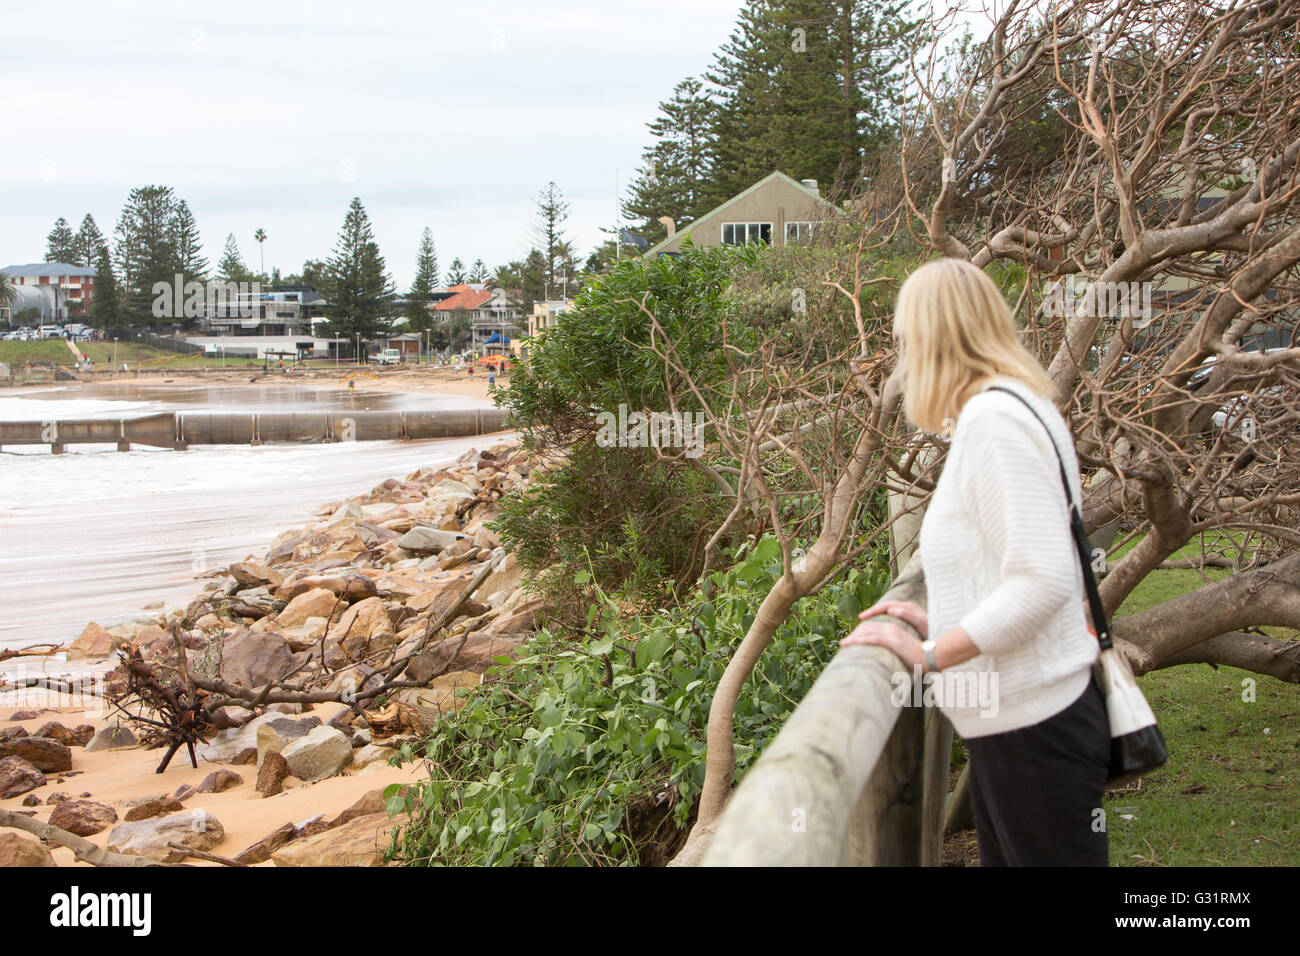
[987,386,1168,787]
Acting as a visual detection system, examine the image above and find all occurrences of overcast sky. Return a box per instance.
[2,0,746,288]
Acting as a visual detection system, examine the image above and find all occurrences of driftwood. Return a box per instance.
[701,554,929,865]
[0,808,172,867]
[166,841,247,867]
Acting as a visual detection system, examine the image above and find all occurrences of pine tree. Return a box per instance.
[90,245,122,330]
[319,197,395,341]
[705,0,911,203]
[623,78,718,245]
[406,228,439,332]
[216,234,251,285]
[469,258,489,282]
[445,258,468,286]
[74,215,105,267]
[530,182,573,293]
[45,218,78,263]
[170,200,209,287]
[113,185,180,326]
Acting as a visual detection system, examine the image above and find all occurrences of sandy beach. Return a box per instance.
[1,700,424,866]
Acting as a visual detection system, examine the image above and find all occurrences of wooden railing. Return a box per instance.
[701,553,954,866]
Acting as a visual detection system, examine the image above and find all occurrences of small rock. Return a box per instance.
[0,756,45,799]
[45,792,69,805]
[255,750,290,797]
[21,794,41,807]
[172,784,196,802]
[34,722,95,747]
[7,709,53,721]
[352,744,395,770]
[234,822,298,865]
[125,797,185,822]
[197,770,243,794]
[48,799,118,837]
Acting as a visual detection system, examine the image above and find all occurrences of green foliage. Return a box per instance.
[501,238,749,446]
[389,535,892,866]
[623,77,718,245]
[45,217,78,263]
[319,196,396,340]
[493,440,731,617]
[495,240,753,603]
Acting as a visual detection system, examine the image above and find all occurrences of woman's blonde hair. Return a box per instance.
[894,258,1055,433]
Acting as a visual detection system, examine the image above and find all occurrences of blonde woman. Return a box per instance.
[841,258,1109,866]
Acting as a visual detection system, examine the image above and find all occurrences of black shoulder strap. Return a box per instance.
[983,385,1113,649]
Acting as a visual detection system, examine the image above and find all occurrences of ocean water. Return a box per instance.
[0,383,505,653]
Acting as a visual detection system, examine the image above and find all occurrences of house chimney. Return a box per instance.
[657,215,676,237]
[801,179,820,196]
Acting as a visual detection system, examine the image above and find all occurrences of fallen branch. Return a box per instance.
[0,808,172,867]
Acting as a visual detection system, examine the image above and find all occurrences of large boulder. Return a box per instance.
[276,587,344,628]
[394,527,466,554]
[271,812,404,867]
[0,832,56,867]
[218,629,298,689]
[66,622,118,661]
[107,810,224,863]
[404,633,526,682]
[195,712,320,763]
[48,799,118,837]
[0,737,71,773]
[328,596,397,661]
[228,561,286,590]
[0,756,45,799]
[280,726,353,782]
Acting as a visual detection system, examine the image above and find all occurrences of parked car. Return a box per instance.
[369,348,404,365]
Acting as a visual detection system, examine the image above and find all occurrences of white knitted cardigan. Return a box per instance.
[918,375,1098,738]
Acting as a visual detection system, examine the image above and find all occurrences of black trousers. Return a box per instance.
[965,673,1111,866]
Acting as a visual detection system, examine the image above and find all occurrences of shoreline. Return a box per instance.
[1,364,507,402]
[0,436,538,866]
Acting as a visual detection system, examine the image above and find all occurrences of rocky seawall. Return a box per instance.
[0,438,547,866]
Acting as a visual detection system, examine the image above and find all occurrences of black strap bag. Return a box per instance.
[986,386,1168,787]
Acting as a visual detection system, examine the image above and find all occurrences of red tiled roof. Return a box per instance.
[435,284,493,311]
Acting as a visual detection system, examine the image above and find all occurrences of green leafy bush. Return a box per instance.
[388,535,891,866]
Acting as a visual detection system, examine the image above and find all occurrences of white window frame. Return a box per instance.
[721,221,773,246]
[785,221,816,242]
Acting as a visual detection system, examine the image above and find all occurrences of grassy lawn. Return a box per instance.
[0,340,76,365]
[1101,533,1297,865]
[78,342,262,367]
[944,532,1296,866]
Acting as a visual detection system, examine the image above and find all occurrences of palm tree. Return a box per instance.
[254,228,267,277]
[0,270,16,322]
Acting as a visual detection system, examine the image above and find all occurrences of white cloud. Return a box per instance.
[2,0,742,286]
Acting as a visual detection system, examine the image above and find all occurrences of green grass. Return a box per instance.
[1101,532,1298,865]
[78,342,262,367]
[0,340,76,365]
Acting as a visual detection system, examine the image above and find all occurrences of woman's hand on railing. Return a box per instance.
[857,600,928,639]
[839,618,925,673]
